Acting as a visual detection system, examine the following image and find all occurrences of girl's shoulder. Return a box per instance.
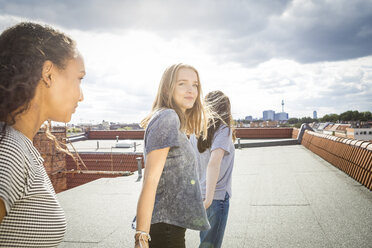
[217,124,231,134]
[0,126,25,156]
[148,108,180,129]
[212,124,232,142]
[158,108,178,118]
[0,126,28,182]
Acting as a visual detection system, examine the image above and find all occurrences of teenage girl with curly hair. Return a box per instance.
[0,22,85,247]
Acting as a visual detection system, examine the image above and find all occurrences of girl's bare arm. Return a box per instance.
[136,147,170,233]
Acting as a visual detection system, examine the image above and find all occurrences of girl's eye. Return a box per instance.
[193,84,198,87]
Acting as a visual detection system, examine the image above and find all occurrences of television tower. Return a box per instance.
[281,99,284,112]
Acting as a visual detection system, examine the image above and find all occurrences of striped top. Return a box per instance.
[0,125,66,247]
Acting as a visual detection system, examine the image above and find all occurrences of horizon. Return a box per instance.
[59,108,371,126]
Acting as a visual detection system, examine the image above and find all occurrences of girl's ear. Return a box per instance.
[41,60,54,88]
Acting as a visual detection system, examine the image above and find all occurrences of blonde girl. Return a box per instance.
[135,63,210,248]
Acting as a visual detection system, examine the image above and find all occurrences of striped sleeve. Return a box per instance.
[0,138,27,214]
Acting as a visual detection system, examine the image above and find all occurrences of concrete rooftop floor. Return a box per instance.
[58,144,372,248]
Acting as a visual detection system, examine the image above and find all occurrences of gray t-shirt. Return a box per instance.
[190,125,235,200]
[144,109,210,230]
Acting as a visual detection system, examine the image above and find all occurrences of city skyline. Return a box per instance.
[1,0,371,124]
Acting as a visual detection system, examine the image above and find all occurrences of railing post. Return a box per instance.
[134,142,137,153]
[237,138,241,149]
[136,157,143,181]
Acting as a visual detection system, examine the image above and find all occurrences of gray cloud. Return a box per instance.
[2,0,370,66]
[269,1,372,63]
[224,0,372,65]
[0,0,289,32]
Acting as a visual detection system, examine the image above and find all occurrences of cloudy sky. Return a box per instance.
[1,0,372,123]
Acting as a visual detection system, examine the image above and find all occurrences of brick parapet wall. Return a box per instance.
[301,130,372,191]
[292,128,299,139]
[235,128,293,139]
[33,130,67,193]
[66,153,144,190]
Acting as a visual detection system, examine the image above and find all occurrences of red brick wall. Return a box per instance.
[292,128,299,139]
[33,129,67,193]
[235,128,293,139]
[65,153,144,190]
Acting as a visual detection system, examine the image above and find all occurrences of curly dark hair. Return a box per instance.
[197,90,235,153]
[0,22,76,130]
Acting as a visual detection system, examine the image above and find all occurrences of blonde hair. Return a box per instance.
[141,63,208,138]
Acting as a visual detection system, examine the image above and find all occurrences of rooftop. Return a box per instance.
[58,143,372,248]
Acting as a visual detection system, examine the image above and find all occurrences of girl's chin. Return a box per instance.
[185,105,195,111]
[51,115,72,124]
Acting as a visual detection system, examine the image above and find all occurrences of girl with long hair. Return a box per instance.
[190,90,235,248]
[135,63,210,248]
[0,22,85,247]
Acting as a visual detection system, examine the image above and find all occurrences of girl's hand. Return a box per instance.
[134,232,150,248]
[203,199,212,209]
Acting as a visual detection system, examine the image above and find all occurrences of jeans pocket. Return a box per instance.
[215,199,224,212]
[224,192,230,201]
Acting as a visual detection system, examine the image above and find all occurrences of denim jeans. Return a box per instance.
[149,222,186,248]
[199,192,230,248]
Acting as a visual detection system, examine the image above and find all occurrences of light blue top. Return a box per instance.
[190,125,235,200]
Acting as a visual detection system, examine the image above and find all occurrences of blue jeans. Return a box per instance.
[199,193,230,248]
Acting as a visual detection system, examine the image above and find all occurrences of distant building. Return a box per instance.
[311,122,331,131]
[346,128,372,141]
[323,123,351,137]
[110,123,141,130]
[250,121,279,128]
[263,110,275,121]
[245,116,253,121]
[313,111,318,119]
[274,112,289,121]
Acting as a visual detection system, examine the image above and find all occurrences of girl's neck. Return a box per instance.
[12,115,45,141]
[12,100,46,140]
